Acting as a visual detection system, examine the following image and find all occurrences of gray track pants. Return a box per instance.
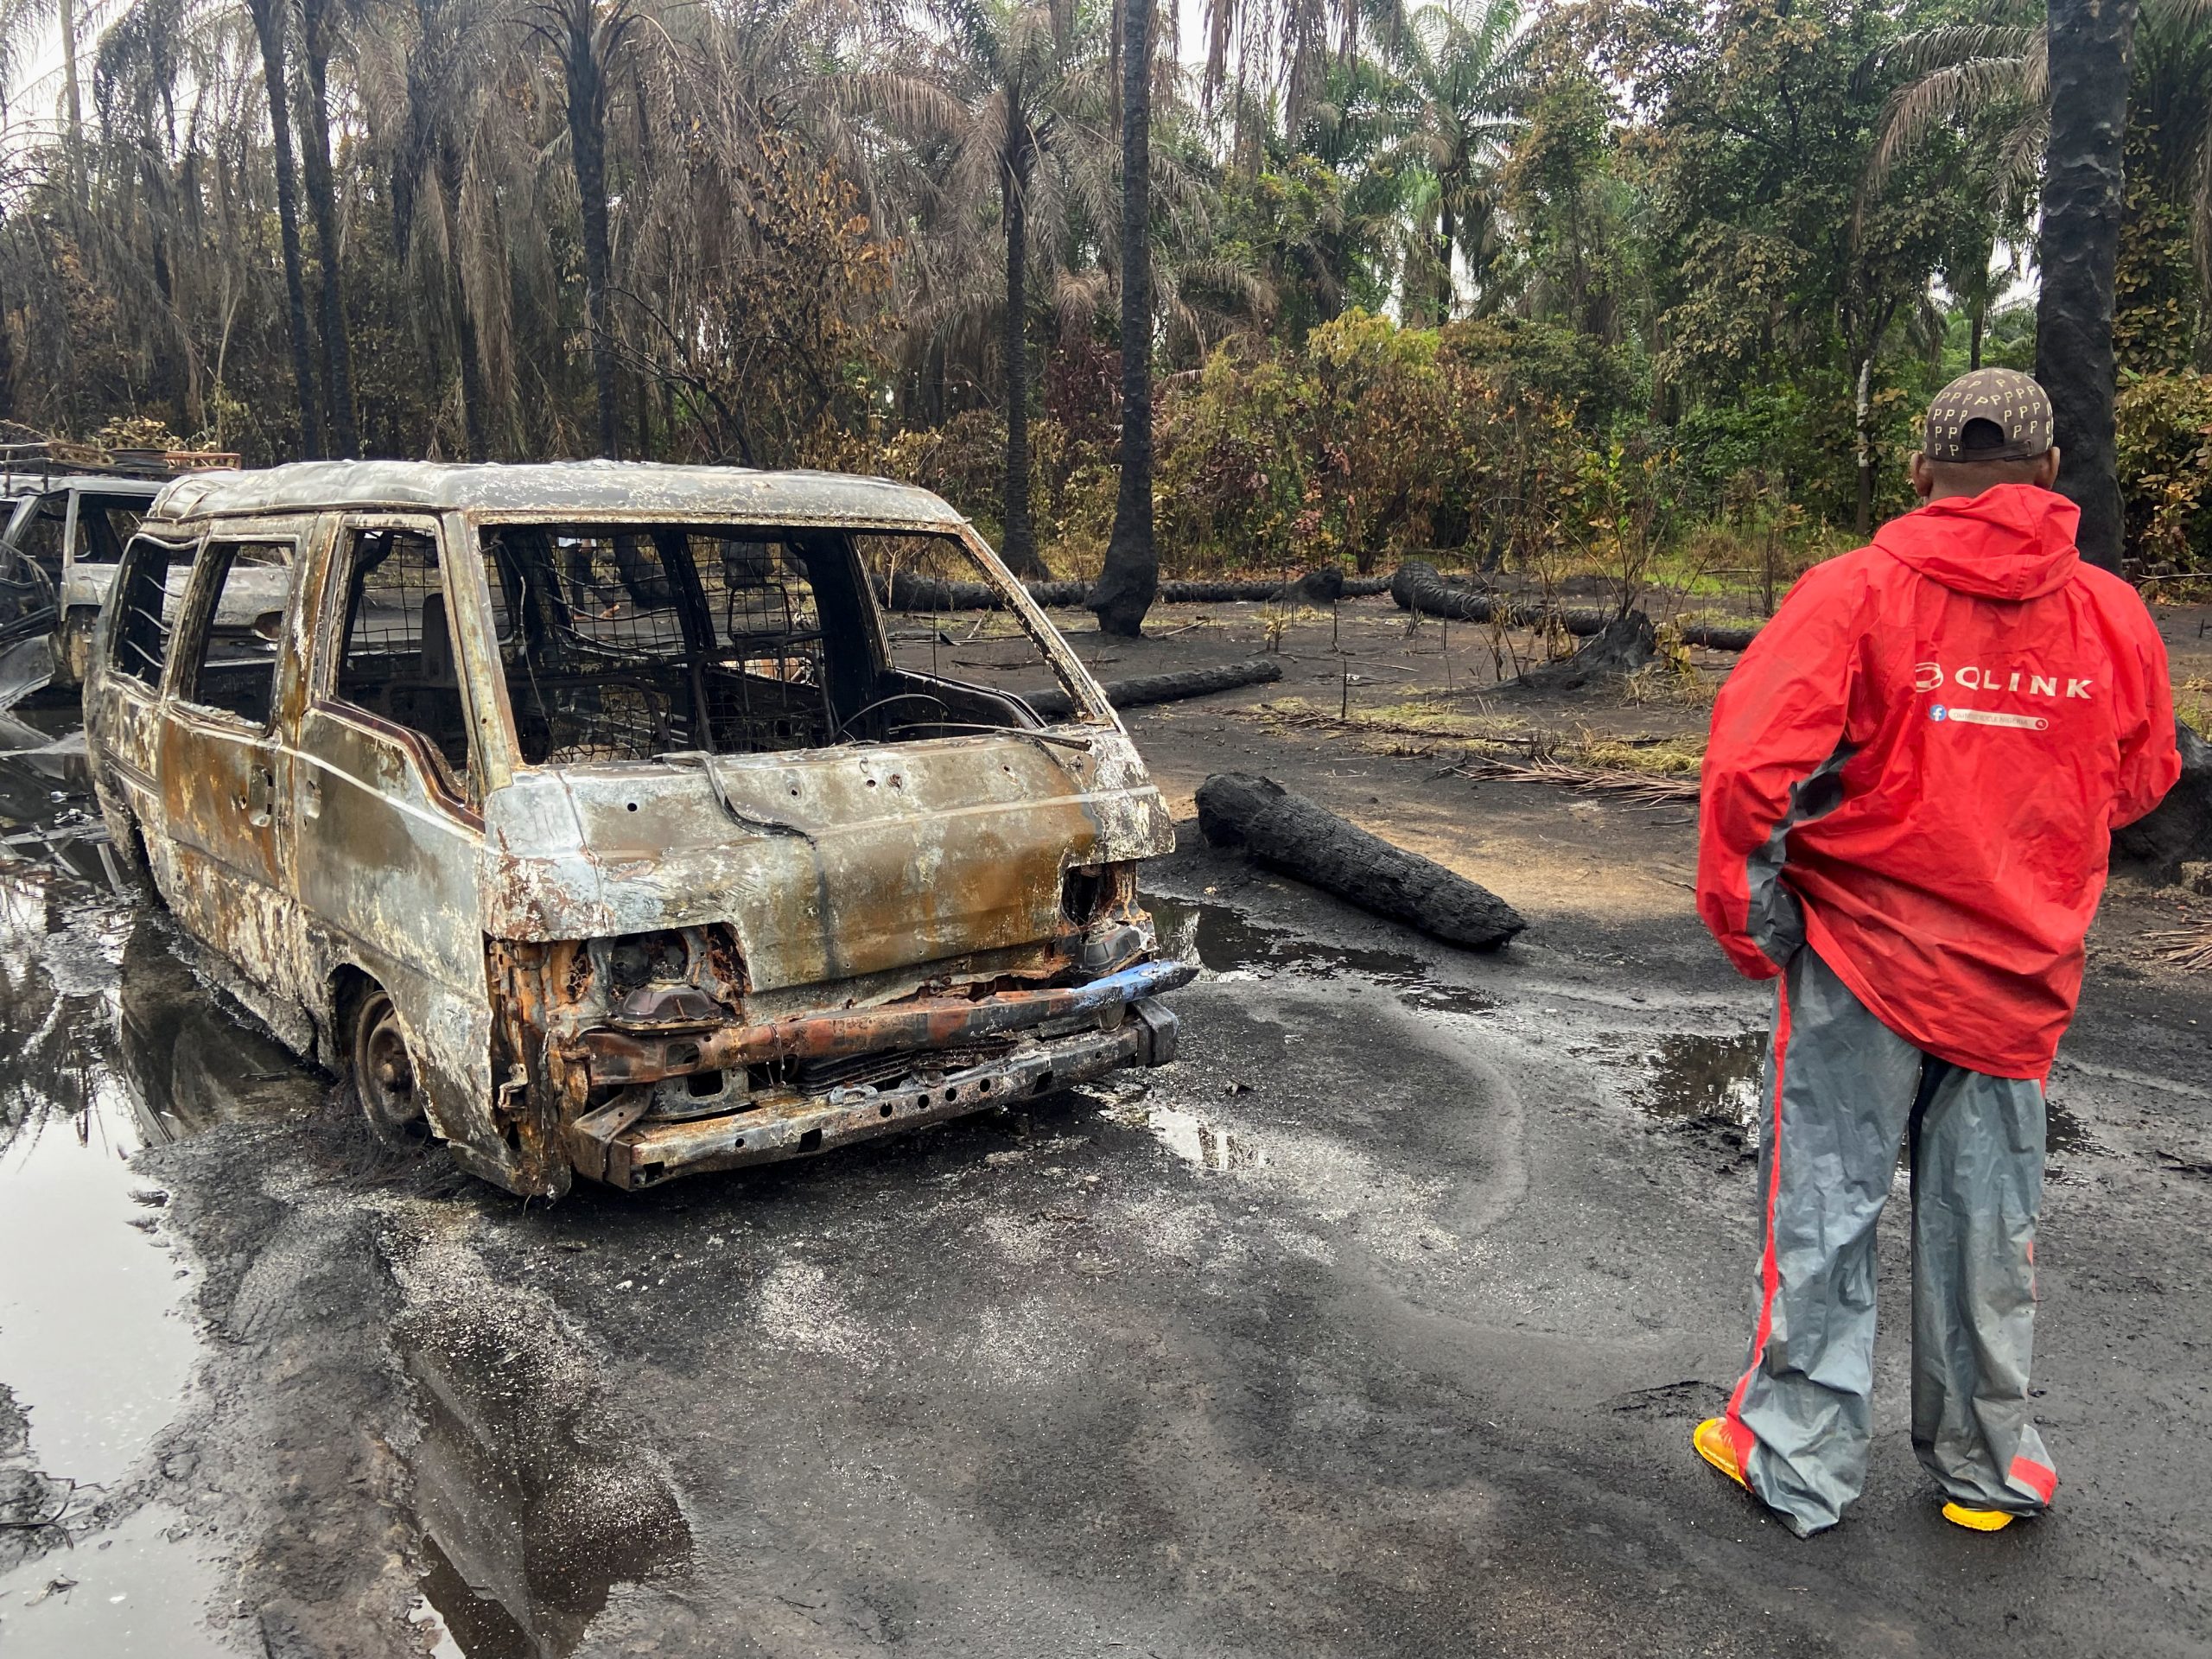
[1721,947,2057,1536]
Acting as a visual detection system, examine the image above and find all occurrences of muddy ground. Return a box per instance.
[1,590,2209,1658]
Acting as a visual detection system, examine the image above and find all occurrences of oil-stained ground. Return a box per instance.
[2,593,2210,1658]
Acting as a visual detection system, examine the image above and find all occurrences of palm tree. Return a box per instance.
[1862,1,2212,566]
[244,0,323,453]
[518,0,651,458]
[1198,0,1352,142]
[357,0,510,456]
[1386,0,1524,324]
[1092,0,1160,634]
[297,0,358,454]
[859,0,1096,577]
[2041,0,2139,570]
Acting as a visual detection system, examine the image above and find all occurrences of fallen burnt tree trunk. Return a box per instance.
[885,573,1090,610]
[885,569,1395,613]
[2114,720,2212,881]
[1388,561,1762,652]
[1194,772,1525,950]
[1028,658,1284,720]
[1677,619,1762,652]
[1149,570,1392,604]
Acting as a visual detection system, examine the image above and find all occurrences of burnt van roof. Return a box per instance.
[149,461,966,528]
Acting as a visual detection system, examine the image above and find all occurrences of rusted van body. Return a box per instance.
[83,463,1188,1195]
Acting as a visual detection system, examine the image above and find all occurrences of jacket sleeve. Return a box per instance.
[1696,569,1859,980]
[2111,610,2183,830]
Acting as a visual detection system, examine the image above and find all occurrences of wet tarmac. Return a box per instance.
[1151,893,1496,1013]
[0,723,2205,1655]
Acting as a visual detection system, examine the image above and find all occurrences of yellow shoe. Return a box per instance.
[1694,1417,1750,1491]
[1941,1502,2015,1532]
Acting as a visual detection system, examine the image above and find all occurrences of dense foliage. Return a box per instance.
[2,0,2210,575]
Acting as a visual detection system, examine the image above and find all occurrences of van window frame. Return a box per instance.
[451,510,1115,766]
[310,511,493,811]
[106,528,207,696]
[168,530,302,734]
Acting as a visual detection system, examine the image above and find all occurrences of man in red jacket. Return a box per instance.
[1691,368,2180,1537]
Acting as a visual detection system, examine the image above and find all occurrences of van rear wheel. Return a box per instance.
[352,987,427,1140]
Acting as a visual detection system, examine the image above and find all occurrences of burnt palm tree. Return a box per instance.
[2040,0,2139,570]
[518,0,650,458]
[297,0,358,454]
[245,0,323,453]
[861,0,1094,577]
[358,0,507,456]
[1091,0,1160,634]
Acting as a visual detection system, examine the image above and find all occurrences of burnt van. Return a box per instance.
[84,463,1189,1196]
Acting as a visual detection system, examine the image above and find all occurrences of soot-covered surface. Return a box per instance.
[0,681,2208,1656]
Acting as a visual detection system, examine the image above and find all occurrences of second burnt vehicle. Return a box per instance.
[0,444,245,707]
[82,461,1190,1196]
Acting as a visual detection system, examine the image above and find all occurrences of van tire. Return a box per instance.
[94,787,161,904]
[350,984,429,1142]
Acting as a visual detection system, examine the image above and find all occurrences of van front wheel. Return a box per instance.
[352,987,427,1141]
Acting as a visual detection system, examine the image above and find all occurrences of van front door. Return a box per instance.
[291,515,515,1180]
[159,531,307,1023]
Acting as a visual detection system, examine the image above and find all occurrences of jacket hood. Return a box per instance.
[1872,483,2081,601]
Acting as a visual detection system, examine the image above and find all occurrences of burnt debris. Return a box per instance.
[1195,771,1525,950]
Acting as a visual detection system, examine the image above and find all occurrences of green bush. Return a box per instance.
[2117,370,2212,572]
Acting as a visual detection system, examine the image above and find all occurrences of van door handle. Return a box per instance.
[245,766,276,827]
[301,773,321,819]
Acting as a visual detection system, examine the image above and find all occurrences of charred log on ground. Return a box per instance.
[886,570,1391,613]
[1389,561,1760,652]
[1028,658,1283,720]
[2115,720,2212,881]
[1195,772,1524,950]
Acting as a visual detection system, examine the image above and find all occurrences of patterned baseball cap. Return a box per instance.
[1923,368,2053,461]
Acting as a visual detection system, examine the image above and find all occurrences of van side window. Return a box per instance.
[10,498,66,576]
[334,529,473,785]
[110,535,200,689]
[75,501,144,565]
[179,540,295,727]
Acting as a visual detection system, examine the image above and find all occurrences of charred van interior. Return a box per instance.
[474,523,1073,768]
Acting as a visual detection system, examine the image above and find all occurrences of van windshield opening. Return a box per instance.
[480,524,1084,766]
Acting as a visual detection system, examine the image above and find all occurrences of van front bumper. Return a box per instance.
[576,957,1197,1084]
[579,996,1183,1189]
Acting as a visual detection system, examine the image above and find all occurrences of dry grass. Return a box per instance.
[2144,925,2212,972]
[1241,699,1708,790]
[1445,756,1700,804]
[2177,677,2211,738]
[1568,729,1707,775]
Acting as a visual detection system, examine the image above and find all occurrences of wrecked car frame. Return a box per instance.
[83,462,1188,1196]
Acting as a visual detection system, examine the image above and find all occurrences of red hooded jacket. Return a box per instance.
[1696,484,2180,1078]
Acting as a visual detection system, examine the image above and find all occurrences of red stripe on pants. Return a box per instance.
[1723,976,1792,1466]
[2009,1455,2056,1504]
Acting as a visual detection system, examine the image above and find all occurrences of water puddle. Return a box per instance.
[1145,1104,1265,1173]
[0,1503,231,1657]
[1147,894,1493,1013]
[2044,1098,2090,1157]
[0,884,200,1492]
[1638,1033,1764,1122]
[0,721,323,1650]
[397,1313,693,1656]
[0,704,118,893]
[1630,1029,2091,1156]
